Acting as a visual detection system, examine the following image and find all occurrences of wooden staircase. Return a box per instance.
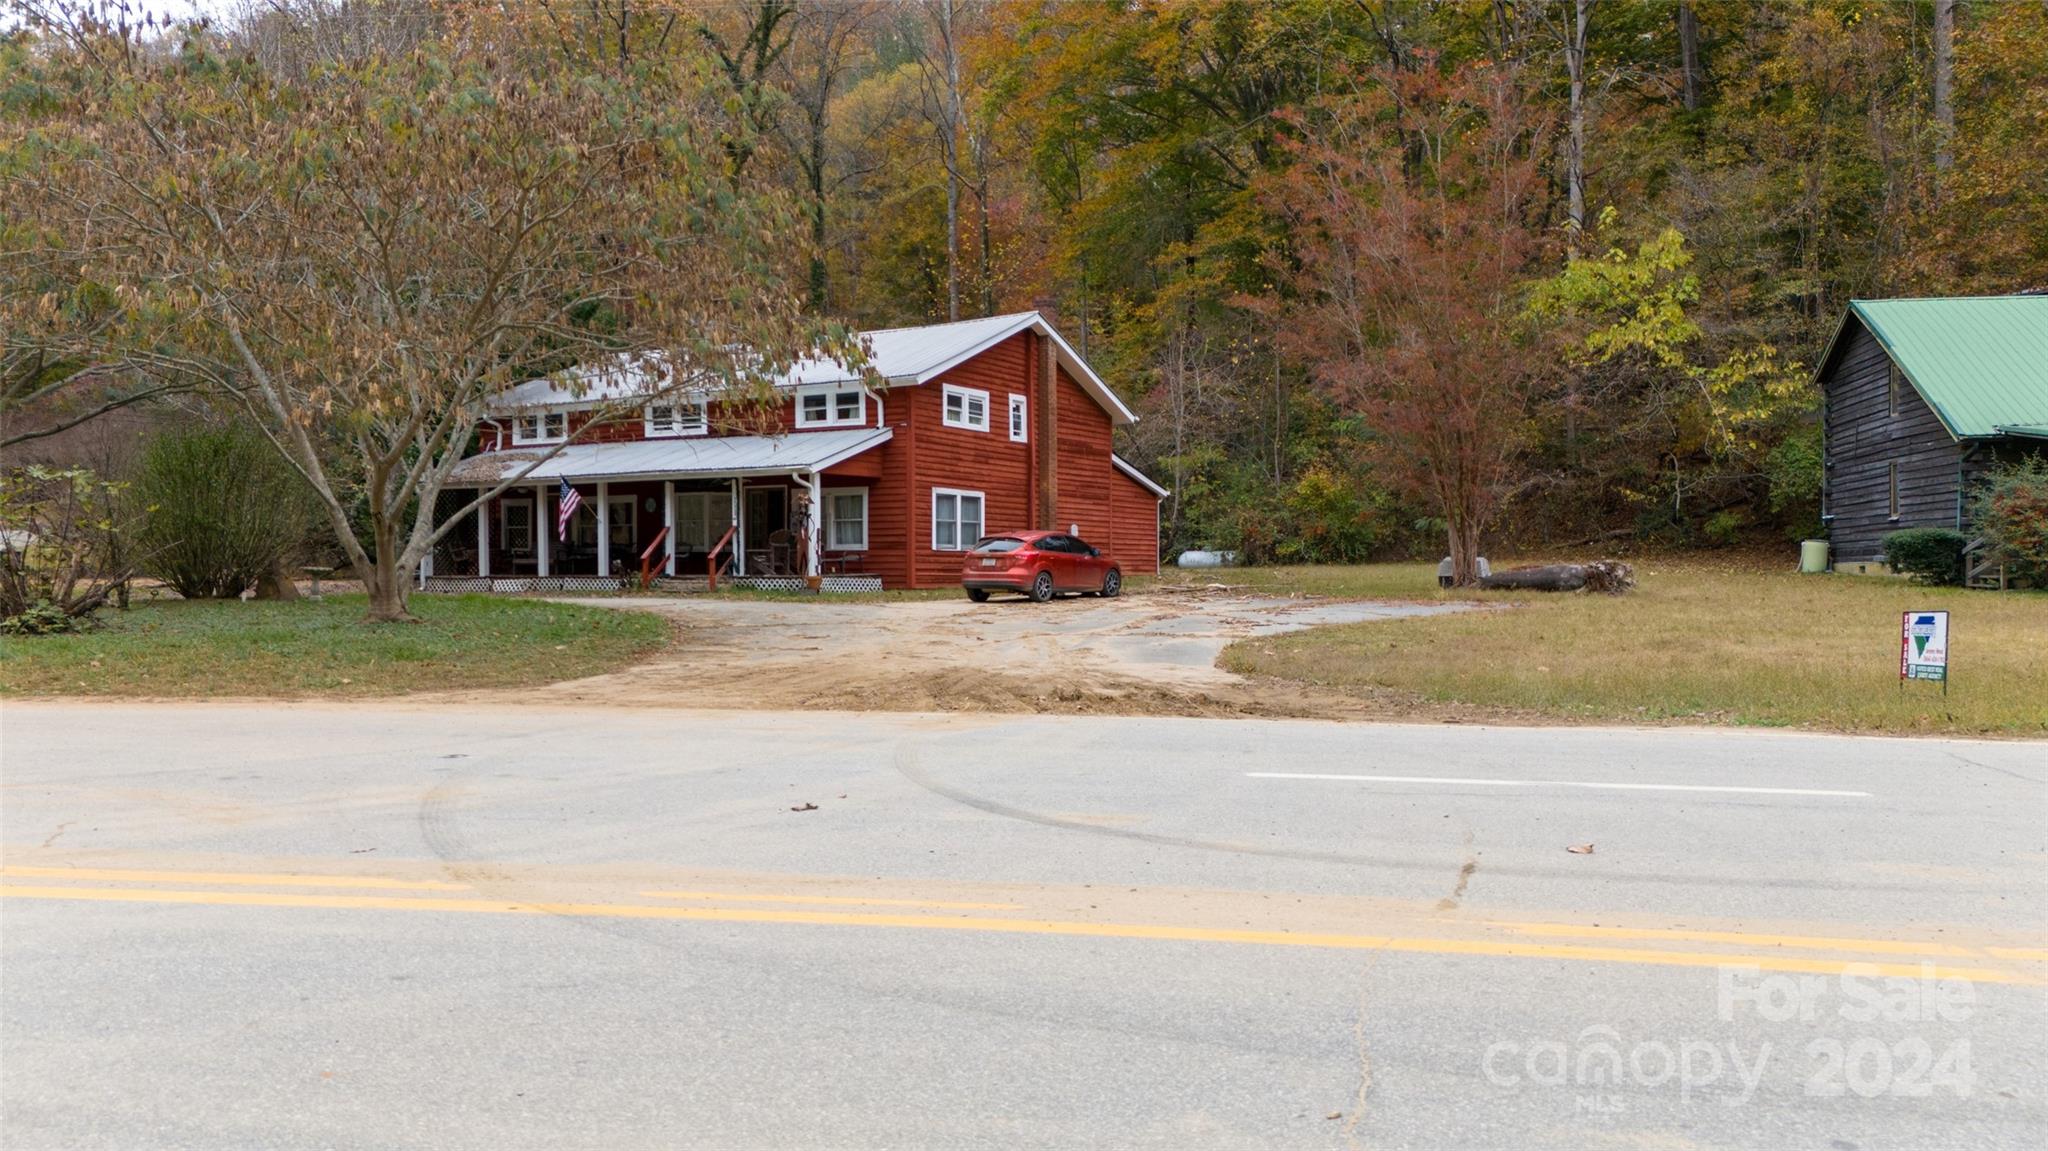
[1962,537,2009,590]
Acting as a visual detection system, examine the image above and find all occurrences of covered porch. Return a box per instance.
[423,429,890,593]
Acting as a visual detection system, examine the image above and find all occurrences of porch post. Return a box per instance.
[476,496,490,578]
[733,477,745,575]
[804,469,822,578]
[535,482,550,577]
[596,480,611,577]
[662,479,676,576]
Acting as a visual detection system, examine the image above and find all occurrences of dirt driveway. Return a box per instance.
[469,589,1468,717]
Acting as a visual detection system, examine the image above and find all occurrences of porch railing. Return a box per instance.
[638,526,671,591]
[705,524,737,592]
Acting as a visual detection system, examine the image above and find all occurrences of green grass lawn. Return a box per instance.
[1218,560,2048,735]
[0,595,671,699]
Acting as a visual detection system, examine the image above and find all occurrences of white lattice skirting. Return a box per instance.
[423,574,885,595]
[423,576,628,594]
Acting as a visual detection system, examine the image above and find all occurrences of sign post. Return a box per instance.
[1900,610,1950,695]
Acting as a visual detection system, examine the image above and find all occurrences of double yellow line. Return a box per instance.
[4,865,2041,986]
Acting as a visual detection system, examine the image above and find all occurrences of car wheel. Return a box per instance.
[966,588,990,603]
[1101,568,1122,598]
[1029,571,1055,603]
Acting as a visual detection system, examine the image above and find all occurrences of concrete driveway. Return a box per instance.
[455,590,1468,715]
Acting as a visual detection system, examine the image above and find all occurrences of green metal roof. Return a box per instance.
[1834,296,2048,440]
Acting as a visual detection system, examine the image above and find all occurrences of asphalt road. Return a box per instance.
[3,703,2044,1150]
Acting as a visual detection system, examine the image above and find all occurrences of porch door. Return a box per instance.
[746,487,787,546]
[672,492,734,556]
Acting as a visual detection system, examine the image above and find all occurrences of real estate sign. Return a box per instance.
[1900,611,1950,683]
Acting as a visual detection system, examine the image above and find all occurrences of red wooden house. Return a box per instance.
[429,312,1166,592]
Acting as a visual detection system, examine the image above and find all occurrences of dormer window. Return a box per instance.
[512,412,567,445]
[797,383,866,428]
[943,383,990,432]
[646,398,708,438]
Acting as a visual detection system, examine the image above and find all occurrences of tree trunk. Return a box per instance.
[808,116,829,312]
[1677,2,1701,112]
[1933,0,1955,175]
[360,520,414,622]
[1444,507,1483,587]
[942,11,962,323]
[1564,0,1589,249]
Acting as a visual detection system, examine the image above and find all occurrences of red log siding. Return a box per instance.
[1108,469,1162,574]
[903,333,1035,587]
[1049,364,1115,542]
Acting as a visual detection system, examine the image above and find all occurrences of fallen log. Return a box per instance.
[1479,560,1635,595]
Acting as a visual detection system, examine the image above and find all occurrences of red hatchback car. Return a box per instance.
[961,530,1123,603]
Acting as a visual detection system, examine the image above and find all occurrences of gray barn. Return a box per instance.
[1817,296,2048,573]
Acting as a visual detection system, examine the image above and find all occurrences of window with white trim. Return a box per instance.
[1008,394,1028,442]
[825,487,868,551]
[932,487,984,551]
[796,383,866,428]
[512,411,567,445]
[500,499,535,555]
[645,398,708,438]
[942,384,990,431]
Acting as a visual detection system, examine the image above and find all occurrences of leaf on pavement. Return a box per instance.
[791,802,819,812]
[1566,842,1596,854]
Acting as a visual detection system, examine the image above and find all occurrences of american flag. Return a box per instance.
[557,477,582,541]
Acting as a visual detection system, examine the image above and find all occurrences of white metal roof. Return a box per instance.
[449,427,892,486]
[493,312,1138,426]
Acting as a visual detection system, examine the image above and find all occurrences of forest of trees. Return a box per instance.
[7,0,2047,574]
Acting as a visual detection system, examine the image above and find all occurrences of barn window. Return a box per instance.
[1888,462,1900,520]
[1888,364,1902,417]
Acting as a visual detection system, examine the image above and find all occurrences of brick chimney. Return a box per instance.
[1034,313,1059,530]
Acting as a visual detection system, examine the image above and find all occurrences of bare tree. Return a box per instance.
[773,1,874,313]
[912,0,966,320]
[1677,1,1701,112]
[1933,0,1955,175]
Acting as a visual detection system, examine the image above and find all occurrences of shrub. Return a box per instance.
[1883,527,1967,586]
[134,424,319,599]
[0,465,140,628]
[0,601,95,636]
[1969,457,2048,584]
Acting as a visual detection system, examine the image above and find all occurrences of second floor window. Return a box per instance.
[512,412,567,445]
[798,384,866,428]
[646,399,708,437]
[943,384,990,431]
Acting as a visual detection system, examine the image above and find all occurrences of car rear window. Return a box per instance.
[971,537,1026,554]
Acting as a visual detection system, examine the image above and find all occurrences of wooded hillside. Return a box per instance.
[8,0,2045,568]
